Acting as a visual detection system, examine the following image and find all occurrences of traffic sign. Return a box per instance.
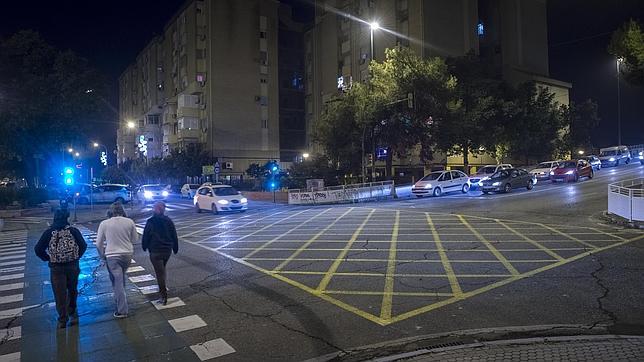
[214,161,220,174]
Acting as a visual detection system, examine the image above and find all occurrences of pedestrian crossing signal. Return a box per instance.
[63,167,74,186]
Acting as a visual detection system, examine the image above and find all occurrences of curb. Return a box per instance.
[305,324,612,362]
[599,211,644,229]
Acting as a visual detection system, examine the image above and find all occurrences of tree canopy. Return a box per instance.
[609,20,644,85]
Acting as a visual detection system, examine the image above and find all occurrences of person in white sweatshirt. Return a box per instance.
[96,202,138,318]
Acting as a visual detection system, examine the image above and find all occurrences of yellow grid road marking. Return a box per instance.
[537,223,598,249]
[214,209,312,250]
[380,211,400,320]
[222,247,588,252]
[247,258,557,263]
[276,271,513,278]
[316,209,376,292]
[457,215,520,276]
[328,290,452,297]
[495,220,564,261]
[427,213,462,296]
[180,209,292,238]
[588,227,627,241]
[243,208,332,259]
[272,208,356,271]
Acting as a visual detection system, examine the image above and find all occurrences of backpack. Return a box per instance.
[48,226,80,263]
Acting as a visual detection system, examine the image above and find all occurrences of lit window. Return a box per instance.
[477,22,484,36]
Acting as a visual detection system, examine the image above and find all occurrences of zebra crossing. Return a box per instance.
[0,229,32,361]
[1,216,47,225]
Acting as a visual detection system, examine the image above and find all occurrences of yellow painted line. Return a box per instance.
[427,214,462,297]
[180,209,292,238]
[380,211,400,320]
[537,223,598,249]
[272,208,356,271]
[246,257,556,263]
[243,208,332,259]
[457,215,520,276]
[275,271,513,278]
[327,290,452,297]
[495,220,564,261]
[588,227,627,241]
[220,247,587,252]
[389,233,644,324]
[316,209,376,292]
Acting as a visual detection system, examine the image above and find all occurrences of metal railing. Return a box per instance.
[288,181,395,205]
[608,178,644,221]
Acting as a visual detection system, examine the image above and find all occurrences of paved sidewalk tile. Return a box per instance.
[168,315,207,332]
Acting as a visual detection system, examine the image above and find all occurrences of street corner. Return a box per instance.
[190,206,644,326]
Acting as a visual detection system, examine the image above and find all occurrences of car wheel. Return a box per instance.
[574,173,579,182]
[240,210,247,213]
[433,187,442,197]
[195,203,201,213]
[211,204,219,215]
[461,183,470,193]
[482,190,489,195]
[115,197,125,204]
[503,183,511,193]
[588,170,594,179]
[551,180,557,183]
[615,159,619,166]
[626,158,630,164]
[527,180,534,190]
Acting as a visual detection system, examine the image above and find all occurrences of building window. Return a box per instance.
[260,31,267,39]
[260,78,267,84]
[261,119,268,129]
[147,115,160,125]
[259,96,268,106]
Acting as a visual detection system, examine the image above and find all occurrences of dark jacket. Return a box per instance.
[142,214,178,253]
[35,223,87,267]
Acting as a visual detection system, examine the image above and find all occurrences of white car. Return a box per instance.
[412,170,470,197]
[137,184,169,203]
[599,146,631,167]
[531,161,561,181]
[639,151,644,165]
[468,164,513,188]
[181,184,200,199]
[194,184,248,214]
[92,184,132,203]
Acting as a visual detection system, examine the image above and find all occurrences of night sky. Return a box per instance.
[1,0,642,149]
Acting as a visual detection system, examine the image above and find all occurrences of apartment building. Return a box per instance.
[304,0,571,175]
[118,0,306,177]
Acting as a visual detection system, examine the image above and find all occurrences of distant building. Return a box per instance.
[117,0,307,180]
[304,0,571,176]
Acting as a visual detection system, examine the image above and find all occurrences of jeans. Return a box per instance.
[50,262,80,322]
[149,250,172,299]
[106,255,132,315]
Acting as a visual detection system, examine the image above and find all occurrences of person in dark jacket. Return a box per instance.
[142,202,178,305]
[35,209,87,329]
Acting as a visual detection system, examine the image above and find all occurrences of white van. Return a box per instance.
[599,146,630,167]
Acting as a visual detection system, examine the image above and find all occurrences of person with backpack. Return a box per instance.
[142,202,178,305]
[96,202,138,319]
[35,209,87,329]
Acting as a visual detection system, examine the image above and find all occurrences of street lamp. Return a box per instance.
[302,153,310,160]
[74,152,80,157]
[126,121,135,129]
[68,148,74,153]
[577,150,585,155]
[616,57,624,146]
[369,22,380,62]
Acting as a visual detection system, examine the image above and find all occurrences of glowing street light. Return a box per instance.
[74,152,80,157]
[127,121,136,129]
[577,150,585,155]
[616,57,624,146]
[68,148,74,153]
[93,142,99,148]
[302,153,310,159]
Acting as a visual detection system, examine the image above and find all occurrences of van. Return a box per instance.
[598,146,631,167]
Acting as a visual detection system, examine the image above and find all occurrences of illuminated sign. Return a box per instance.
[100,151,108,166]
[137,135,148,156]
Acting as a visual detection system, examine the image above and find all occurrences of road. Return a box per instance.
[2,162,643,361]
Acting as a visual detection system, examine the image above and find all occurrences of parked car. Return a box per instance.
[137,184,169,203]
[598,146,630,167]
[92,184,131,204]
[582,155,602,170]
[531,161,561,181]
[550,159,594,183]
[194,184,247,214]
[639,151,644,165]
[468,164,513,189]
[181,184,200,199]
[412,170,470,197]
[481,168,536,194]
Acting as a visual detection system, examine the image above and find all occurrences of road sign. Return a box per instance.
[214,161,220,174]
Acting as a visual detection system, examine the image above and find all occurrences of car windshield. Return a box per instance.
[214,187,238,196]
[537,162,552,168]
[600,150,616,156]
[420,172,442,181]
[477,166,497,175]
[145,185,164,191]
[491,170,508,178]
[558,161,577,168]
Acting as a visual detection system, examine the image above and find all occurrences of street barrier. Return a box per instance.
[608,178,644,222]
[288,181,395,205]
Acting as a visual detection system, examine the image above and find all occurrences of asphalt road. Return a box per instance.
[105,162,643,361]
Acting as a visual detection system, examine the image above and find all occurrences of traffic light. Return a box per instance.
[63,167,74,186]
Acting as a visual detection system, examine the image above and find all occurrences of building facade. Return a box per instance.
[118,0,307,179]
[304,0,571,176]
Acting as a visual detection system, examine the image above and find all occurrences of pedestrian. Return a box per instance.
[96,202,138,318]
[35,209,87,329]
[142,201,178,305]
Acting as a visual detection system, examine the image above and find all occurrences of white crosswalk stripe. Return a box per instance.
[0,229,27,357]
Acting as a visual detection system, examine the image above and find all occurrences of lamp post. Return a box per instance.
[359,21,380,184]
[369,22,379,62]
[616,57,624,146]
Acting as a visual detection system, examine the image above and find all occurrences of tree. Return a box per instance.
[101,165,128,184]
[608,20,644,85]
[560,99,600,155]
[287,155,340,189]
[0,30,110,182]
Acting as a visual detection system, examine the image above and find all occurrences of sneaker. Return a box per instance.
[156,297,167,306]
[113,312,128,319]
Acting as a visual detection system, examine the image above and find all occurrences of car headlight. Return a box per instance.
[162,191,169,197]
[217,199,229,205]
[478,181,483,186]
[639,151,643,156]
[240,197,248,203]
[550,171,554,175]
[565,170,574,175]
[424,184,432,189]
[492,181,500,186]
[609,157,615,162]
[144,191,153,198]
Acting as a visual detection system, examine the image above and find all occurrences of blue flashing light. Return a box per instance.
[64,167,74,175]
[63,167,75,186]
[270,182,276,188]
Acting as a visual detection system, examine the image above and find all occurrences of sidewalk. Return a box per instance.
[16,225,198,361]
